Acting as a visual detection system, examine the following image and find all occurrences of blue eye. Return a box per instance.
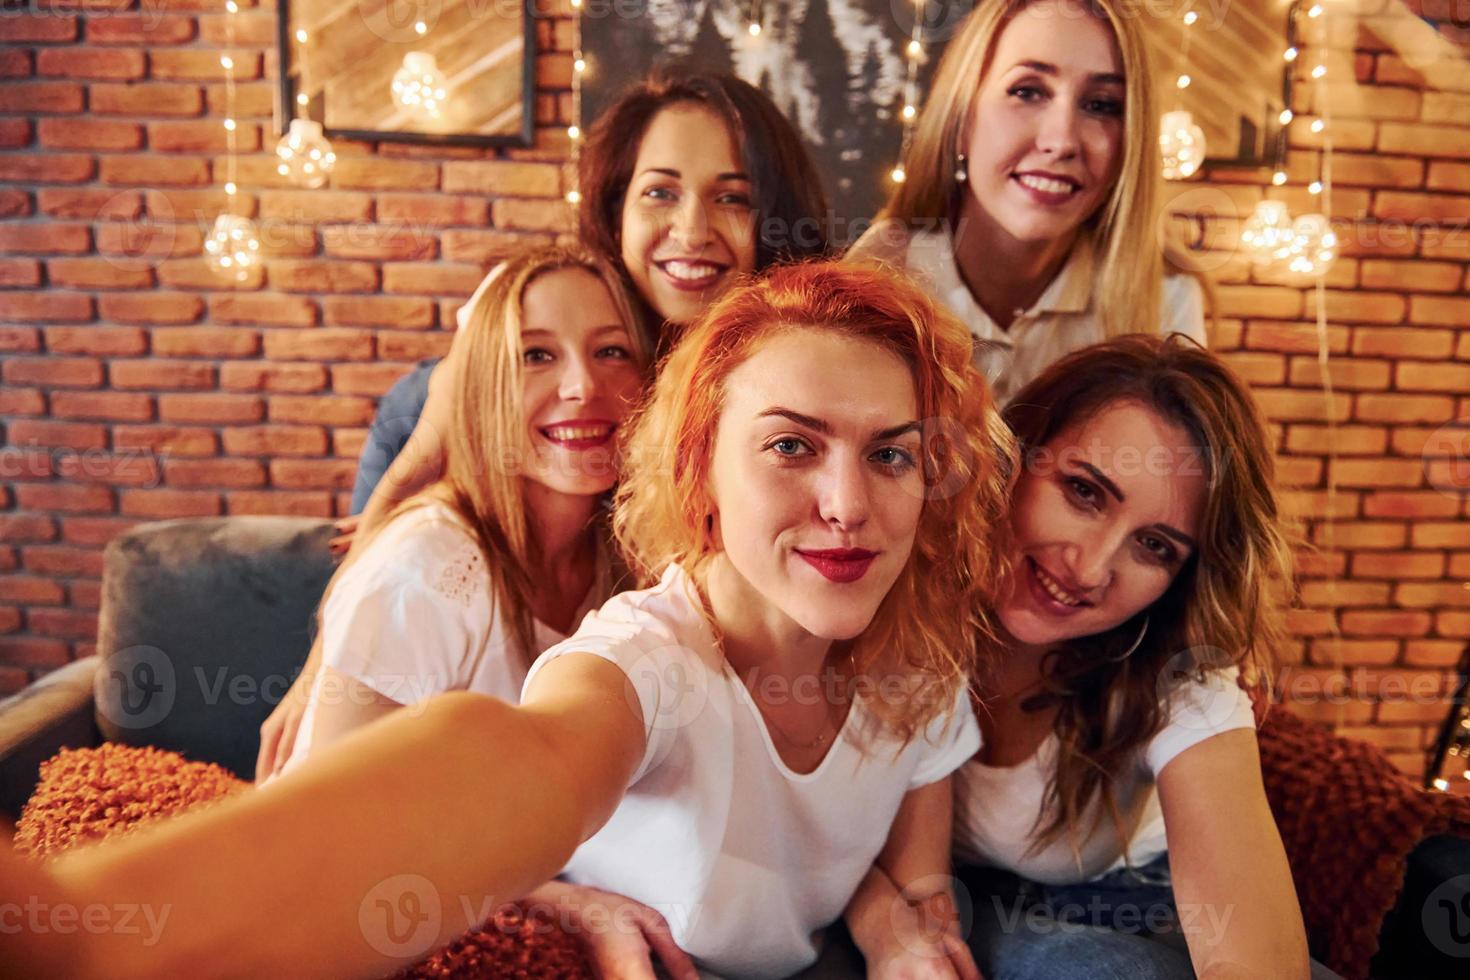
[871,446,916,474]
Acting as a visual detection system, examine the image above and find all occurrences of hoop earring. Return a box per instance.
[1108,616,1149,663]
[954,153,969,184]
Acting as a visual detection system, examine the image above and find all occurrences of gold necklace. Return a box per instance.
[749,650,858,750]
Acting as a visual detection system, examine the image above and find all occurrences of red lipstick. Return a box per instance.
[797,548,878,584]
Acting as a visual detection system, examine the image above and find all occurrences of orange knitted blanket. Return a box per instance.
[1255,705,1470,980]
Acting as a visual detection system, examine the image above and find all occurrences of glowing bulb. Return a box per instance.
[226,1,237,11]
[567,124,580,140]
[297,93,308,106]
[1309,181,1323,195]
[902,104,916,120]
[748,22,761,36]
[392,52,447,120]
[1311,119,1325,133]
[224,181,236,195]
[908,39,922,57]
[1284,47,1298,62]
[205,213,260,283]
[574,57,586,73]
[1183,10,1198,24]
[1279,109,1294,124]
[1312,64,1327,79]
[275,118,335,189]
[295,28,307,43]
[1308,4,1323,16]
[565,189,582,204]
[1434,778,1449,791]
[890,166,906,183]
[1272,170,1288,186]
[1159,110,1206,180]
[223,118,236,131]
[415,21,427,35]
[220,55,233,70]
[1177,74,1191,89]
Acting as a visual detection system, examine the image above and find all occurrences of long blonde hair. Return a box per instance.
[614,260,1017,744]
[328,245,652,665]
[878,0,1207,338]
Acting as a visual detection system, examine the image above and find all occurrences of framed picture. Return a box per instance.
[277,0,535,147]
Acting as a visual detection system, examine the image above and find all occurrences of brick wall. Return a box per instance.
[1,0,1467,775]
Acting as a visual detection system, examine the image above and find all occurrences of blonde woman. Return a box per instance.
[274,245,651,771]
[849,0,1209,405]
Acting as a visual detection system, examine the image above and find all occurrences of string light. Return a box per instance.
[747,0,762,38]
[1272,170,1288,186]
[890,0,928,184]
[1284,46,1299,61]
[1161,6,1205,180]
[391,52,447,120]
[565,0,586,206]
[1279,109,1294,124]
[207,0,259,282]
[276,21,334,188]
[1311,119,1325,133]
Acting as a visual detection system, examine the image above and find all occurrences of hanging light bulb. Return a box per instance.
[274,118,336,189]
[1286,213,1337,277]
[1159,110,1206,180]
[890,165,907,184]
[1240,200,1297,266]
[205,213,261,282]
[392,51,448,120]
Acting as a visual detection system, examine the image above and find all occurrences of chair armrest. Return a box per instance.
[0,656,101,821]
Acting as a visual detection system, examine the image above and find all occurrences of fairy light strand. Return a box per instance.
[890,0,927,184]
[223,1,237,200]
[565,0,584,205]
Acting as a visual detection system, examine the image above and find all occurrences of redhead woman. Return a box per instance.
[849,0,1209,405]
[9,262,1014,980]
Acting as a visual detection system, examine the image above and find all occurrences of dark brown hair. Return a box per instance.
[996,333,1295,860]
[578,69,830,297]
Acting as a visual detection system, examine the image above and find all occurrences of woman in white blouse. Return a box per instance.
[848,0,1210,406]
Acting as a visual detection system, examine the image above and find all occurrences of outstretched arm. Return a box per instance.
[31,655,645,980]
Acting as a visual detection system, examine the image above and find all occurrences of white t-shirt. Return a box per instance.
[953,667,1256,885]
[523,563,981,979]
[846,221,1207,406]
[286,501,609,768]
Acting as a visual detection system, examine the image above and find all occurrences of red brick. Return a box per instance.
[54,449,160,487]
[59,517,139,548]
[1219,352,1285,385]
[1356,394,1456,424]
[152,326,260,357]
[492,198,575,233]
[197,11,275,45]
[0,389,45,416]
[258,190,372,224]
[1313,521,1406,550]
[0,609,22,634]
[1427,162,1470,193]
[0,190,32,219]
[225,491,333,517]
[1377,123,1470,159]
[1349,552,1446,580]
[0,577,64,605]
[149,49,261,82]
[94,221,202,260]
[1409,295,1470,327]
[13,483,111,514]
[268,394,375,426]
[36,48,144,80]
[268,459,356,490]
[1396,583,1470,608]
[69,579,102,610]
[0,223,90,254]
[1299,581,1392,607]
[1440,612,1470,638]
[0,82,83,113]
[96,291,204,324]
[1306,639,1400,667]
[380,263,485,297]
[1404,640,1467,667]
[1284,425,1387,456]
[442,161,558,197]
[147,120,258,154]
[43,326,148,356]
[327,158,441,191]
[218,362,327,393]
[376,193,489,227]
[157,393,263,424]
[0,14,79,43]
[1331,154,1424,189]
[50,391,153,421]
[378,331,453,362]
[322,295,436,329]
[261,329,374,361]
[99,156,210,187]
[1340,610,1433,637]
[0,638,70,671]
[334,428,367,459]
[36,188,142,220]
[109,360,215,390]
[91,82,202,116]
[113,426,217,457]
[46,258,152,289]
[162,459,266,488]
[1390,426,1466,457]
[1364,491,1459,519]
[329,363,418,397]
[1280,490,1361,522]
[1303,290,1405,325]
[27,607,96,640]
[1419,227,1470,262]
[0,327,41,353]
[87,14,196,44]
[1359,259,1463,293]
[221,426,327,457]
[209,293,317,327]
[1412,523,1470,548]
[0,514,57,542]
[153,258,263,291]
[0,119,32,149]
[320,225,437,262]
[0,49,31,78]
[265,260,379,294]
[2,357,102,388]
[1253,388,1352,423]
[119,489,220,518]
[0,258,42,287]
[36,118,142,151]
[0,291,92,323]
[1397,362,1470,393]
[6,419,106,451]
[1352,326,1454,359]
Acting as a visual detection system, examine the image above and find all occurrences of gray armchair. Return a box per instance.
[0,516,335,817]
